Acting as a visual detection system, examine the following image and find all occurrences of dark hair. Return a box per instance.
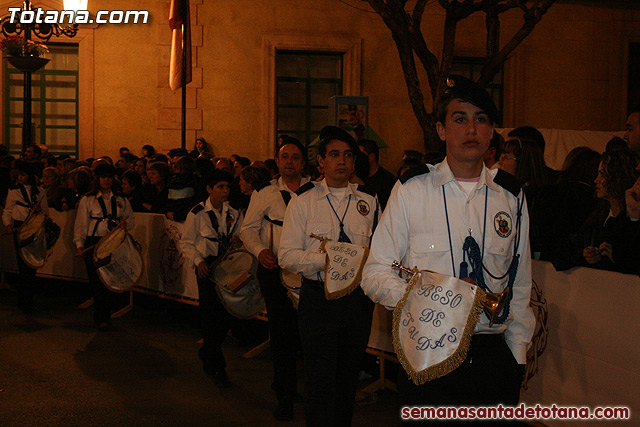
[397,157,423,178]
[600,150,639,210]
[278,136,307,162]
[605,136,628,153]
[358,139,379,162]
[240,165,270,192]
[204,169,234,188]
[44,154,57,168]
[264,159,278,177]
[122,170,142,190]
[13,159,39,187]
[68,167,92,195]
[174,156,196,174]
[318,126,358,158]
[121,152,136,164]
[151,154,169,164]
[354,149,370,182]
[196,156,215,177]
[119,147,130,156]
[503,138,553,190]
[193,137,212,154]
[236,156,251,168]
[147,161,171,182]
[142,145,156,157]
[403,150,424,162]
[508,126,546,153]
[560,146,600,185]
[488,132,504,162]
[0,144,8,158]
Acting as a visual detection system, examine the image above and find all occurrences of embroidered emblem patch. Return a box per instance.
[494,211,512,238]
[357,200,370,216]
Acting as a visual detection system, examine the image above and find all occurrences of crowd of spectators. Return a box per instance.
[1,122,640,277]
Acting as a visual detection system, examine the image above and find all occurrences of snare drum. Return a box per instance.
[280,269,302,309]
[16,211,47,270]
[93,227,144,292]
[210,249,265,319]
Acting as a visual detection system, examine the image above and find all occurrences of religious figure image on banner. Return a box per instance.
[392,265,486,385]
[321,238,370,300]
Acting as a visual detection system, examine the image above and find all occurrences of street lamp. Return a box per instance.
[0,0,86,151]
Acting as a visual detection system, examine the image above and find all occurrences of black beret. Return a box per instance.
[444,75,498,124]
[94,163,117,177]
[320,125,357,147]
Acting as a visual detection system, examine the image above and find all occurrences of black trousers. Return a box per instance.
[197,273,234,372]
[13,220,36,312]
[258,264,299,401]
[298,279,374,427]
[398,334,525,425]
[83,236,115,325]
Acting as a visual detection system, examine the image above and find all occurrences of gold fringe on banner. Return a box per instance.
[392,275,486,386]
[323,244,370,300]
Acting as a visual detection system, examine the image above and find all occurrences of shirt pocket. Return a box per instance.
[409,233,451,254]
[306,222,331,238]
[485,232,513,258]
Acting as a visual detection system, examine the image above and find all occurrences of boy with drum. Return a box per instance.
[180,169,243,388]
[3,160,49,313]
[74,163,133,331]
[361,76,535,418]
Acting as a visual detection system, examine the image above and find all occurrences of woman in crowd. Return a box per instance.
[2,160,49,312]
[553,150,639,274]
[134,158,149,184]
[61,167,92,211]
[121,170,145,212]
[41,166,66,212]
[238,165,270,196]
[73,163,134,331]
[537,147,601,261]
[499,137,557,257]
[141,161,170,214]
[142,145,156,161]
[190,137,213,157]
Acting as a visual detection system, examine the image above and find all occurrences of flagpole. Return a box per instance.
[180,0,187,149]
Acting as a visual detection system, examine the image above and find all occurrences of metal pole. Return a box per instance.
[22,0,33,152]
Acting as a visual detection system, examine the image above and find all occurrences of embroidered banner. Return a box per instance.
[322,239,370,300]
[393,270,485,385]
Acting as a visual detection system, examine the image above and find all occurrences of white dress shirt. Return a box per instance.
[180,198,243,268]
[278,180,379,282]
[2,185,49,226]
[361,159,535,364]
[73,191,134,249]
[239,176,309,259]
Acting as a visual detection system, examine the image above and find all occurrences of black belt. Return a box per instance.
[263,215,283,227]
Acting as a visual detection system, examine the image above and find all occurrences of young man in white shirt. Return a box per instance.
[362,75,535,417]
[279,126,379,427]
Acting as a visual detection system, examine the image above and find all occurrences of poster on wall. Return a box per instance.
[328,96,369,140]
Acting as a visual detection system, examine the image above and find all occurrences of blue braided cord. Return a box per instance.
[464,187,525,325]
[442,187,457,278]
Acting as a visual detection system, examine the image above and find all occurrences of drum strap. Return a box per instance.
[91,196,119,236]
[17,185,38,208]
[205,209,237,253]
[263,190,292,227]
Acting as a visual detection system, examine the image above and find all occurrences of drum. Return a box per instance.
[16,211,47,270]
[93,227,144,292]
[210,249,265,319]
[280,269,302,310]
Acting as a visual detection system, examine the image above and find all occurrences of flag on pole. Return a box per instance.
[169,0,192,91]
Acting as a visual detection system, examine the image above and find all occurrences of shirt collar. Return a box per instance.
[277,176,310,193]
[97,190,113,200]
[318,179,357,200]
[433,158,500,193]
[204,198,228,215]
